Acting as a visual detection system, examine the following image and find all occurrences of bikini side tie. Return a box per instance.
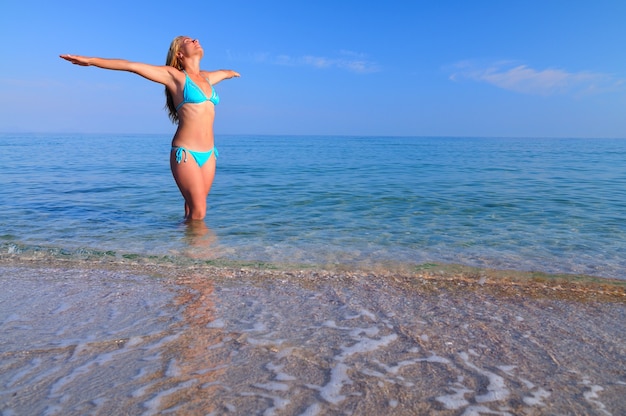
[174,147,187,163]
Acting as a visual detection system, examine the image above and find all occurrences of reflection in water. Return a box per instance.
[182,220,220,259]
[137,273,228,414]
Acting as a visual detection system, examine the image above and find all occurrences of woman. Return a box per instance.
[60,36,240,221]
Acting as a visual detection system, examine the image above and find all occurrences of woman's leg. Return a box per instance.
[170,152,217,220]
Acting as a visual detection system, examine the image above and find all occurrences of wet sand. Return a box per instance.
[1,259,625,415]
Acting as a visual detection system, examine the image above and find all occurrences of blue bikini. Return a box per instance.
[172,70,220,167]
[172,146,218,167]
[175,70,220,111]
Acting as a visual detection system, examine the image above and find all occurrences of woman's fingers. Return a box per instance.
[59,54,90,66]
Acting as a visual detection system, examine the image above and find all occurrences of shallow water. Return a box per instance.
[2,133,625,413]
[1,134,625,279]
[1,262,624,415]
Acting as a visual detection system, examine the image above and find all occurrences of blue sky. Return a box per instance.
[1,0,625,137]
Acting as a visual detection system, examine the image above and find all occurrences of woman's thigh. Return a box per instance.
[200,157,217,194]
[170,152,216,198]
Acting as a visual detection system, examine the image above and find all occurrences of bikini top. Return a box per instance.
[175,70,219,111]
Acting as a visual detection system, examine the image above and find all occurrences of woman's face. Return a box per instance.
[178,37,204,59]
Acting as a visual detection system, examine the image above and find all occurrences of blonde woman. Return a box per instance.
[60,36,240,221]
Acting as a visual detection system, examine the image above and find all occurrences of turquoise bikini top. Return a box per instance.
[175,70,219,111]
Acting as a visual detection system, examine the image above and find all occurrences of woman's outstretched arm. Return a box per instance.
[205,69,240,85]
[60,54,177,86]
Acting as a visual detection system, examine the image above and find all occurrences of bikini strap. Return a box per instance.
[173,146,187,163]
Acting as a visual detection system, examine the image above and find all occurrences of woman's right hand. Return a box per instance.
[59,54,91,66]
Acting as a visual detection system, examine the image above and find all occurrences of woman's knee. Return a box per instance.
[188,211,206,220]
[188,208,206,220]
[187,197,207,219]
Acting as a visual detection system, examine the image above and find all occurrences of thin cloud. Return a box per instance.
[276,50,380,73]
[228,50,380,74]
[449,60,623,96]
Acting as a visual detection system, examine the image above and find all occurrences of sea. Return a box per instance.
[1,133,625,279]
[1,133,626,415]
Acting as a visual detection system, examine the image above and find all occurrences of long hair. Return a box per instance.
[165,36,185,124]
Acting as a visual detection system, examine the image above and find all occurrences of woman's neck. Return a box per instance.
[182,58,202,74]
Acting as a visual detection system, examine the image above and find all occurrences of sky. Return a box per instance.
[1,0,625,138]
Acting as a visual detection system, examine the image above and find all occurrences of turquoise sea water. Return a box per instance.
[1,133,625,279]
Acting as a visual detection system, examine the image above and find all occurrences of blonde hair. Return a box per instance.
[165,36,185,123]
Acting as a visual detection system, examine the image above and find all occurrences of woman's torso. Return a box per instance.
[170,71,217,151]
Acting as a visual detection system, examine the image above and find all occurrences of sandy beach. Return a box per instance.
[1,256,625,415]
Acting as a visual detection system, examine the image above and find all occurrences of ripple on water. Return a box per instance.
[0,264,624,415]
